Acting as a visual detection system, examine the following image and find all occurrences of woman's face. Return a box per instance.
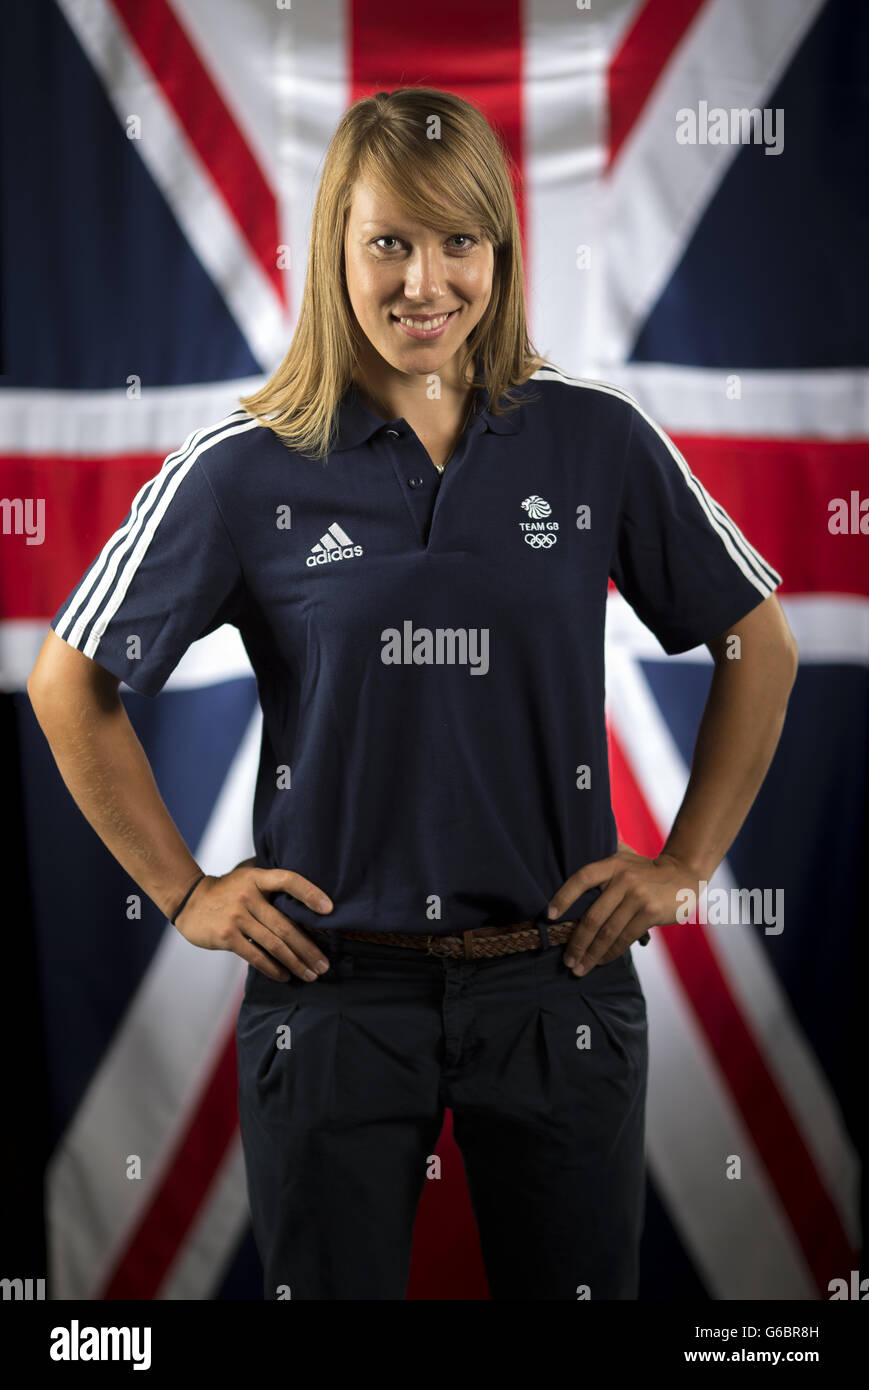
[343,177,495,384]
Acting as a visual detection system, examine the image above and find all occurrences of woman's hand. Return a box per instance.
[172,857,334,982]
[547,840,701,975]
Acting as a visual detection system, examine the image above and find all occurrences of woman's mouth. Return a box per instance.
[390,308,460,340]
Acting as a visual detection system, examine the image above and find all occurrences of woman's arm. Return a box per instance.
[548,593,799,974]
[26,630,333,981]
[658,592,799,882]
[27,631,202,921]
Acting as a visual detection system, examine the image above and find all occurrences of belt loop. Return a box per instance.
[537,920,550,951]
[462,929,475,960]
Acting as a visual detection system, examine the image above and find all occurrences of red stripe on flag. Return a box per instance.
[109,0,286,307]
[100,999,244,1299]
[349,1,524,1301]
[407,1109,490,1300]
[3,438,865,624]
[0,453,162,622]
[671,435,869,598]
[348,0,527,286]
[0,454,163,621]
[608,728,857,1294]
[608,0,708,167]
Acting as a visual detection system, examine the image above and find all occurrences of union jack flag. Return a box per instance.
[2,0,865,1300]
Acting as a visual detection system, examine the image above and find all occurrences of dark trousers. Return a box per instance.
[235,929,648,1300]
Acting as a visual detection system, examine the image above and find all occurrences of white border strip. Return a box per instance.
[0,381,266,455]
[2,622,252,694]
[4,596,867,697]
[4,365,865,455]
[589,364,869,441]
[605,591,869,666]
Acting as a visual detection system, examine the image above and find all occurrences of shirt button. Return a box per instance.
[408,476,424,488]
[385,428,401,438]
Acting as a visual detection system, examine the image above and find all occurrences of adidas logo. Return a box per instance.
[306,522,363,567]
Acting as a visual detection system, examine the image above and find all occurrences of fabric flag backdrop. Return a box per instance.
[2,0,866,1300]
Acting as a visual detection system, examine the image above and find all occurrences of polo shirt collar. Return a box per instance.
[331,376,525,453]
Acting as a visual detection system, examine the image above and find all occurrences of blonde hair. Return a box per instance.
[239,87,555,459]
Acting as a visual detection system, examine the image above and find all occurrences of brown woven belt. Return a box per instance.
[313,919,651,961]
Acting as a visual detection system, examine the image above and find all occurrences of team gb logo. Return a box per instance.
[520,495,559,548]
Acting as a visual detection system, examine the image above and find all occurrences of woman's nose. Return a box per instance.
[403,249,444,300]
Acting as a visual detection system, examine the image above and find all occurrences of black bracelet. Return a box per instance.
[170,873,206,925]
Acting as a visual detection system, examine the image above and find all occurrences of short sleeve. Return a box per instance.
[50,447,245,697]
[610,400,782,654]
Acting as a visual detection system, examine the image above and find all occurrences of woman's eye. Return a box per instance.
[372,235,477,252]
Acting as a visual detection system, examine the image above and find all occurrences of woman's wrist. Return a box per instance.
[169,871,207,924]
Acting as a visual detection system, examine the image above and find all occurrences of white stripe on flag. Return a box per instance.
[270,0,348,351]
[168,0,285,198]
[2,367,864,456]
[523,0,612,375]
[0,381,267,455]
[46,704,262,1298]
[605,642,861,1266]
[55,0,289,371]
[631,919,816,1298]
[596,0,827,367]
[607,649,818,1297]
[2,621,254,694]
[593,364,869,441]
[604,592,869,667]
[6,595,868,698]
[157,1129,251,1300]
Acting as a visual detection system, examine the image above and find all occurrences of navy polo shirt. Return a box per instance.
[50,367,782,935]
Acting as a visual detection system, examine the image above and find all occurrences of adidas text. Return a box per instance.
[307,544,363,567]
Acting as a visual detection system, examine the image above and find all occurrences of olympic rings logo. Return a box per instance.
[524,532,557,548]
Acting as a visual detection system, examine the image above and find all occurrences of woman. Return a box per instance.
[28,88,798,1301]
